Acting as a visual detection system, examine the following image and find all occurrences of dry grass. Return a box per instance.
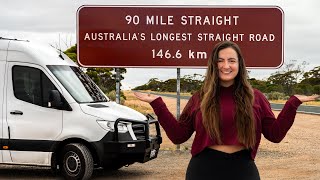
[123,90,155,115]
[123,90,189,116]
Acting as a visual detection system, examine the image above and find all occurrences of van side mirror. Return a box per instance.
[49,90,62,108]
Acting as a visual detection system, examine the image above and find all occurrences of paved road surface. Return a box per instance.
[146,91,320,115]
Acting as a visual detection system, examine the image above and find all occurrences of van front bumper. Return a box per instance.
[92,117,162,167]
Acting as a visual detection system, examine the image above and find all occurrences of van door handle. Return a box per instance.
[10,110,23,115]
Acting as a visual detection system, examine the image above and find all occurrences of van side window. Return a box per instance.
[13,66,57,107]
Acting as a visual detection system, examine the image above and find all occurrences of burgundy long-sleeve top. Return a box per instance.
[150,85,302,160]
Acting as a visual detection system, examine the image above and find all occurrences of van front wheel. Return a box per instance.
[61,143,93,180]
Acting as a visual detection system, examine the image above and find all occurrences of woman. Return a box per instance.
[134,41,319,180]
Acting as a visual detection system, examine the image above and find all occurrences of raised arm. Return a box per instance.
[259,91,319,143]
[134,91,196,144]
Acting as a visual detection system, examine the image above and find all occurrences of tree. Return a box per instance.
[267,60,308,96]
[281,60,308,83]
[63,45,126,96]
[86,68,114,93]
[313,85,320,94]
[267,71,298,95]
[133,78,162,91]
[301,66,320,86]
[294,84,313,95]
[64,45,77,62]
[161,79,177,92]
[133,74,204,93]
[248,78,268,92]
[181,74,204,93]
[146,78,162,90]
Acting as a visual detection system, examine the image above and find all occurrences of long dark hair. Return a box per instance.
[200,41,256,149]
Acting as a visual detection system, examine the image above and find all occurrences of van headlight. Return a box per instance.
[96,120,128,133]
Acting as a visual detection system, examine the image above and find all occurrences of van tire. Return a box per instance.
[61,143,93,180]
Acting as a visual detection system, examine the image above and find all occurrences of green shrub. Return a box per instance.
[266,91,286,100]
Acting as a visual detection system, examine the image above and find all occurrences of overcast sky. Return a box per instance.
[1,0,319,90]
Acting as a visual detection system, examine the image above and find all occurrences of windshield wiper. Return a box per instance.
[73,67,108,102]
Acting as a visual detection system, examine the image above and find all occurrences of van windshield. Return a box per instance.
[47,65,108,103]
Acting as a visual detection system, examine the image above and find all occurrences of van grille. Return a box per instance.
[131,123,146,140]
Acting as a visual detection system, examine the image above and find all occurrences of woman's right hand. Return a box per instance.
[133,91,160,103]
[294,94,320,102]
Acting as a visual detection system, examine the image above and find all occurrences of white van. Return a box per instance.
[0,37,162,180]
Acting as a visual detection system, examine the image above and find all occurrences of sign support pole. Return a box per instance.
[116,68,120,104]
[176,68,181,151]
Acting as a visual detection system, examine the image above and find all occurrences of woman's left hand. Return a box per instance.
[294,94,320,102]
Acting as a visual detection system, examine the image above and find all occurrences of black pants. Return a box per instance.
[186,148,260,180]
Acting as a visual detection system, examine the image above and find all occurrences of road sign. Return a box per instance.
[77,6,284,68]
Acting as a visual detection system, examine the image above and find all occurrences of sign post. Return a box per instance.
[176,68,181,151]
[116,68,120,104]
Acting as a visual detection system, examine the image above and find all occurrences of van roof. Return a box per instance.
[0,38,77,67]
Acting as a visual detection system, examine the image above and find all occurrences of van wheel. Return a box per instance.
[61,143,93,180]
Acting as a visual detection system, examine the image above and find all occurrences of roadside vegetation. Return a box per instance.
[133,60,319,105]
